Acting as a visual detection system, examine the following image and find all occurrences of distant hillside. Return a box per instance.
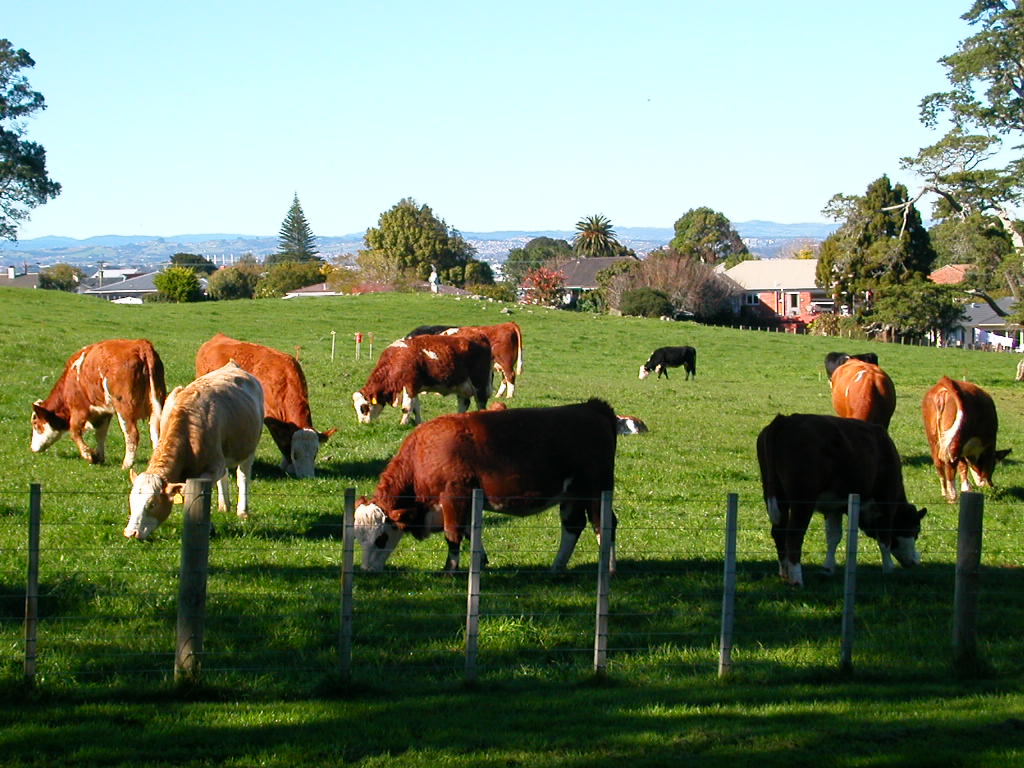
[0,221,836,268]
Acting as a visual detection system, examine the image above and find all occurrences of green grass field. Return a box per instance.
[1,286,1023,766]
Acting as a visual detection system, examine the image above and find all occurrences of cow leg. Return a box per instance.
[776,504,812,587]
[400,390,420,425]
[118,413,140,469]
[940,460,958,502]
[235,456,254,519]
[456,394,471,413]
[215,471,231,514]
[822,512,843,574]
[958,460,975,494]
[88,414,112,464]
[554,502,588,572]
[878,541,895,573]
[589,503,617,576]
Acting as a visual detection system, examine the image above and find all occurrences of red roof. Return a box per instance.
[929,264,972,285]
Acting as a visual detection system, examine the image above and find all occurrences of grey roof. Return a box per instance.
[83,271,161,296]
[959,297,1017,329]
[559,257,636,289]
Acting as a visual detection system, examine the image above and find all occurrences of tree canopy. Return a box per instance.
[170,252,217,275]
[206,256,262,300]
[153,266,203,303]
[816,175,936,315]
[901,1,1024,276]
[669,207,749,265]
[502,237,573,286]
[0,40,60,241]
[268,194,320,265]
[360,197,491,288]
[38,263,83,292]
[255,260,323,299]
[573,215,621,258]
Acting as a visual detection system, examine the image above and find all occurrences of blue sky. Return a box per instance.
[5,1,969,239]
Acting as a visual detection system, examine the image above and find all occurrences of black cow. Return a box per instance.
[639,346,696,380]
[405,325,456,338]
[824,351,879,380]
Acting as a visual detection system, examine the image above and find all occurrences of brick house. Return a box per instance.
[723,258,829,330]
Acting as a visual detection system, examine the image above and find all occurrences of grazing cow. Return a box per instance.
[616,415,649,435]
[756,413,925,587]
[830,359,896,428]
[639,346,696,380]
[195,333,335,478]
[124,362,264,541]
[353,334,492,425]
[31,338,166,469]
[354,398,618,573]
[922,376,1010,503]
[407,323,525,398]
[824,351,879,380]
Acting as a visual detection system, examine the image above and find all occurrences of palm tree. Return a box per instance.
[573,214,619,258]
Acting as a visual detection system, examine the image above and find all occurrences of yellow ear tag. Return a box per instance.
[172,493,184,505]
[370,396,378,405]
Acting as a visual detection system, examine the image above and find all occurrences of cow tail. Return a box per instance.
[146,346,168,440]
[758,416,783,525]
[935,386,963,464]
[513,324,523,375]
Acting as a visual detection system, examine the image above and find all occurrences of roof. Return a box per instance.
[283,282,343,298]
[959,297,1017,329]
[724,258,820,291]
[0,272,40,289]
[929,264,973,285]
[559,257,636,289]
[82,271,161,296]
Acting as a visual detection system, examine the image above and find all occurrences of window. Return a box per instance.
[743,292,759,305]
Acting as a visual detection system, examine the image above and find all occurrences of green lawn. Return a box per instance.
[1,286,1022,766]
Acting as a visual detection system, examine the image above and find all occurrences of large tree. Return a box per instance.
[268,194,320,265]
[669,207,749,265]
[929,212,1017,293]
[153,266,203,303]
[502,236,573,286]
[816,175,936,315]
[170,252,217,275]
[360,197,490,288]
[0,40,61,241]
[573,214,621,258]
[38,263,83,292]
[900,1,1024,287]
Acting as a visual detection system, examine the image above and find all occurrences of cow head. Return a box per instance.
[352,391,384,424]
[286,427,335,478]
[30,400,68,453]
[882,503,927,569]
[353,497,403,570]
[124,470,183,540]
[638,365,651,380]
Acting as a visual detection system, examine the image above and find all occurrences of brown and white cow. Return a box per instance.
[830,359,896,429]
[407,323,524,398]
[757,413,925,587]
[352,334,492,425]
[354,398,618,573]
[922,376,1010,503]
[124,362,264,540]
[31,338,166,469]
[195,333,335,478]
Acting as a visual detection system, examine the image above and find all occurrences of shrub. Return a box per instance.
[620,287,673,318]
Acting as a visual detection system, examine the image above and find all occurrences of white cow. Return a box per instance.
[124,362,264,540]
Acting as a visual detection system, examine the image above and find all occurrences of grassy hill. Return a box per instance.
[1,287,1022,766]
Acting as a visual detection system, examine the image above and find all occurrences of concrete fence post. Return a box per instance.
[465,489,484,682]
[953,491,984,673]
[174,478,213,684]
[23,483,41,685]
[339,488,356,681]
[840,493,860,673]
[718,493,738,678]
[593,491,613,675]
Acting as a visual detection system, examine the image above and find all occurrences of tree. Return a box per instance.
[170,252,217,275]
[360,197,489,287]
[521,266,565,307]
[255,260,323,299]
[929,213,1017,293]
[207,256,262,300]
[900,1,1024,285]
[0,40,61,241]
[153,266,203,303]
[38,263,83,292]
[669,207,749,265]
[573,214,622,258]
[268,194,320,265]
[503,237,573,286]
[866,280,966,343]
[816,175,936,315]
[620,288,674,318]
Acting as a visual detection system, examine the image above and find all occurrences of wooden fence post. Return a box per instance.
[24,483,41,686]
[840,493,860,673]
[339,488,355,681]
[593,491,613,676]
[175,478,212,684]
[953,491,984,673]
[464,489,484,682]
[718,493,738,678]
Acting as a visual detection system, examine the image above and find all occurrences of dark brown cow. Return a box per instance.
[31,338,166,469]
[757,413,925,587]
[406,323,524,398]
[824,351,879,380]
[352,334,492,425]
[830,359,896,428]
[354,399,618,573]
[922,376,1010,503]
[195,333,334,478]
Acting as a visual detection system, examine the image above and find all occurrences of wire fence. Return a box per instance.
[3,482,1023,692]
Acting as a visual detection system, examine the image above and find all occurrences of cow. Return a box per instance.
[616,415,649,435]
[406,322,524,398]
[922,376,1010,503]
[639,346,696,380]
[756,413,926,587]
[195,333,335,478]
[824,351,879,380]
[829,359,896,429]
[354,398,618,573]
[124,362,264,541]
[352,333,492,425]
[31,338,166,469]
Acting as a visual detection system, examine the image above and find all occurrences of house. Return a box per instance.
[947,297,1021,349]
[283,282,344,299]
[558,256,636,307]
[724,258,829,330]
[82,271,162,302]
[0,265,40,289]
[929,263,973,285]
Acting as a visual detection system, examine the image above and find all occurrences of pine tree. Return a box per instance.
[270,194,319,265]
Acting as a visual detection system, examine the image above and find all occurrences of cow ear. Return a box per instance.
[918,507,928,521]
[164,481,186,499]
[320,428,337,444]
[129,469,138,482]
[996,449,1011,462]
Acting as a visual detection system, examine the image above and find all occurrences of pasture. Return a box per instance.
[2,286,1024,766]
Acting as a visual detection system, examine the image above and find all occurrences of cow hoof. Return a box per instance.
[236,511,249,520]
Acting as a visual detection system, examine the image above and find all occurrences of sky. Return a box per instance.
[4,1,972,240]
